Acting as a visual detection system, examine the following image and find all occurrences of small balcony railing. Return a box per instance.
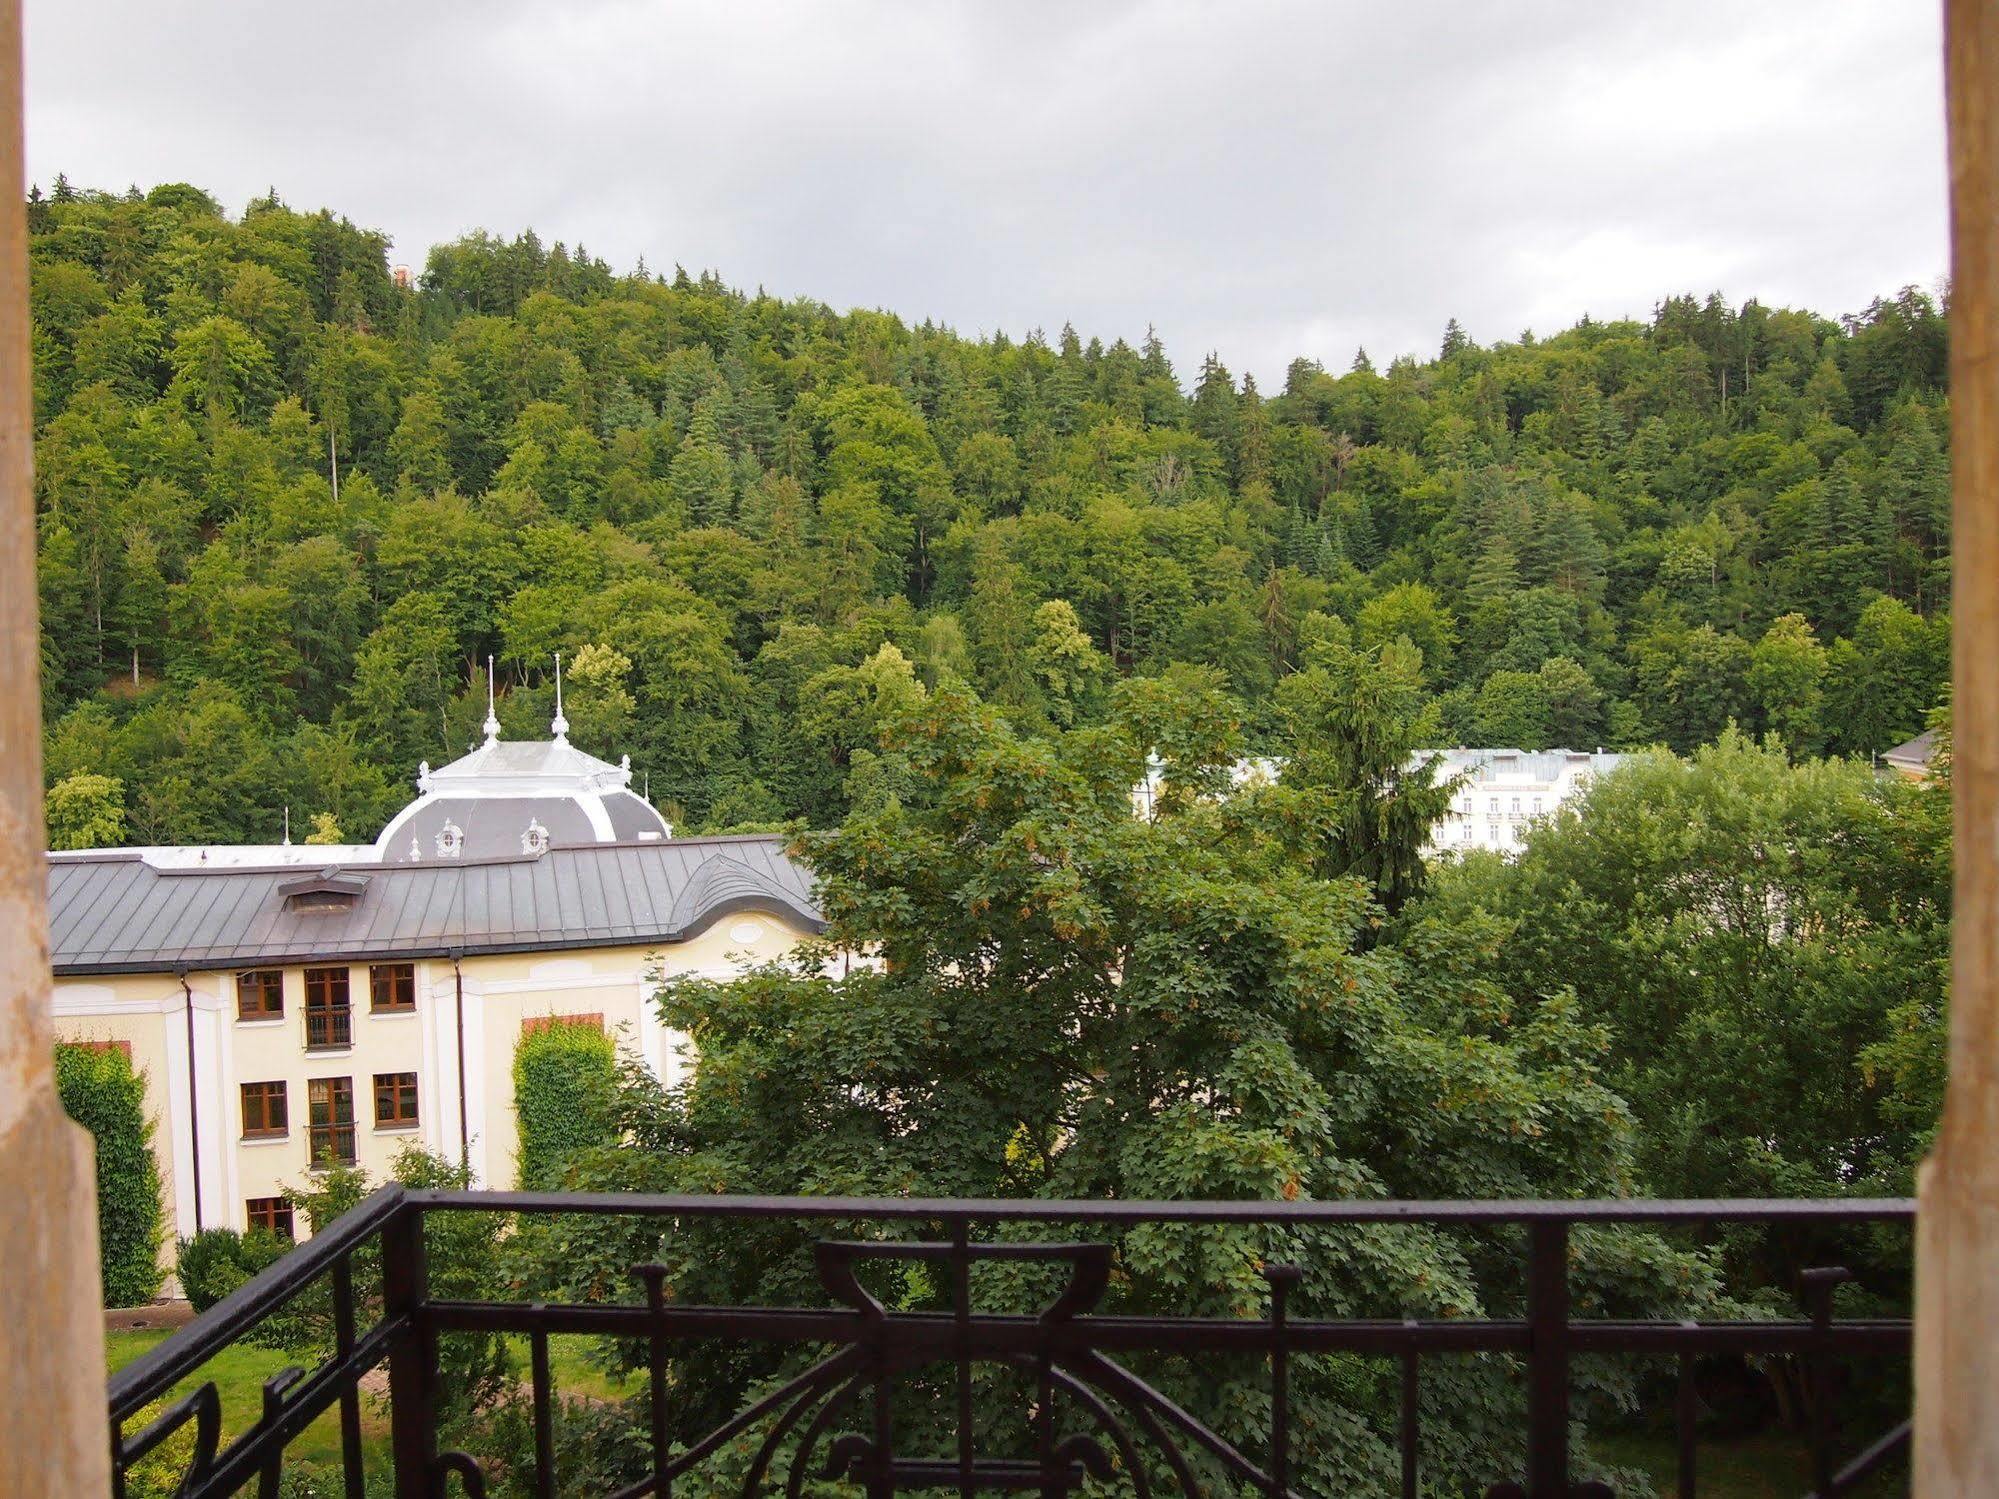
[307,1122,357,1167]
[106,1191,1913,1499]
[304,1004,352,1051]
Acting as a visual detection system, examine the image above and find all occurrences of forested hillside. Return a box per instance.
[29,179,1952,847]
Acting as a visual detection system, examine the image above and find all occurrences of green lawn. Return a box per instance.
[109,1326,390,1488]
[107,1328,627,1486]
[1596,1428,1905,1498]
[115,1329,1901,1499]
[512,1333,638,1402]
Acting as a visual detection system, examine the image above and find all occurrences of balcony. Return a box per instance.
[307,1122,357,1168]
[106,1190,1912,1498]
[304,1006,353,1053]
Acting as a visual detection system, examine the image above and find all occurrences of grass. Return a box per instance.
[109,1326,390,1485]
[510,1333,638,1402]
[1596,1428,1905,1498]
[115,1328,1901,1498]
[107,1327,628,1484]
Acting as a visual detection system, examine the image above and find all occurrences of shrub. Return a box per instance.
[511,1020,619,1188]
[267,1146,514,1421]
[55,1042,164,1306]
[174,1226,289,1312]
[459,1387,650,1496]
[274,1462,398,1498]
[274,1469,327,1499]
[120,1395,196,1499]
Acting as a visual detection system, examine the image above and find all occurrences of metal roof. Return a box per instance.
[370,732,671,859]
[1881,727,1940,770]
[45,835,822,976]
[382,790,669,861]
[1415,748,1629,785]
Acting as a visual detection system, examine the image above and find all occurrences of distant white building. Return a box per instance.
[1416,748,1627,857]
[1133,747,1626,860]
[1130,755,1281,819]
[1879,728,1941,782]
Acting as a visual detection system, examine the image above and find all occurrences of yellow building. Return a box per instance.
[46,700,820,1255]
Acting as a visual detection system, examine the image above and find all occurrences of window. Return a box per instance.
[370,962,416,1013]
[237,969,284,1021]
[1488,797,1499,813]
[307,1077,356,1165]
[246,1197,294,1240]
[374,1072,419,1128]
[1532,797,1543,814]
[240,1081,288,1139]
[304,968,351,1050]
[1511,797,1521,815]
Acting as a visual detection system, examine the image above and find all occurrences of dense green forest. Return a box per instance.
[29,178,1951,846]
[44,178,1949,1492]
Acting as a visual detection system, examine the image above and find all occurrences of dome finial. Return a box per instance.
[482,655,501,745]
[550,650,570,742]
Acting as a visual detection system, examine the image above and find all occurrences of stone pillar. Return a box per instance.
[0,0,114,1492]
[1916,1,1999,1493]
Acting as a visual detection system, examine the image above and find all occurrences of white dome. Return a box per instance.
[373,737,670,862]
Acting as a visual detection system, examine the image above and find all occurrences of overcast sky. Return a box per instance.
[24,1,1948,387]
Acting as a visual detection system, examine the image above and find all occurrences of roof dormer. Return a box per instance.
[276,868,369,914]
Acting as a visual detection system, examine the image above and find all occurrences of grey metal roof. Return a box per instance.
[1881,728,1939,769]
[45,836,822,976]
[384,792,670,861]
[603,790,669,840]
[1417,748,1629,784]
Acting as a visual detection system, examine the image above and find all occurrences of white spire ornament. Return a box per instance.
[550,650,570,743]
[482,654,501,745]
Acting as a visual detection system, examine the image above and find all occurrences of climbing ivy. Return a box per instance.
[55,1042,165,1306]
[511,1020,619,1189]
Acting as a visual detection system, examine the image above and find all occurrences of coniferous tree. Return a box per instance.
[16,181,1957,846]
[669,393,734,525]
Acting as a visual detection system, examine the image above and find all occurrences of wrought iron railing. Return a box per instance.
[107,1191,1913,1498]
[304,1004,352,1052]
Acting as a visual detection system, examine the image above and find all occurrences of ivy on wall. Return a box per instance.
[511,1019,619,1190]
[55,1042,165,1306]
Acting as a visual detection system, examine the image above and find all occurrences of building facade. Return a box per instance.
[1134,748,1626,859]
[1419,748,1627,857]
[47,704,821,1257]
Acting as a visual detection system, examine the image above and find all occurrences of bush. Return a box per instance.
[458,1387,650,1496]
[269,1147,514,1421]
[274,1470,328,1499]
[512,1021,619,1188]
[55,1042,164,1306]
[274,1463,397,1498]
[175,1226,289,1312]
[120,1395,197,1499]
